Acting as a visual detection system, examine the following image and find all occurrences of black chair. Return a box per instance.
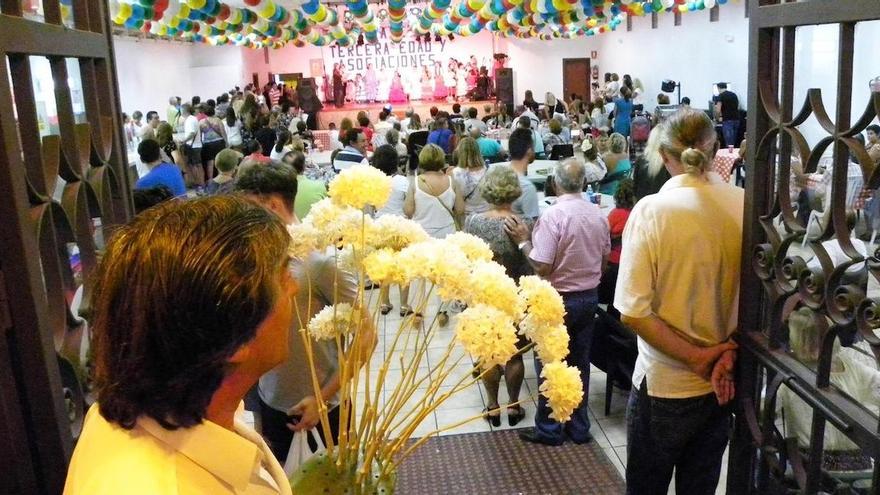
[731,157,745,188]
[549,143,574,160]
[591,307,638,416]
[406,130,429,172]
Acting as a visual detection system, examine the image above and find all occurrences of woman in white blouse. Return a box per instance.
[223,107,243,149]
[372,144,413,316]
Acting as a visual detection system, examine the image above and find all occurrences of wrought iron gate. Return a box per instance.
[0,1,132,493]
[730,1,880,493]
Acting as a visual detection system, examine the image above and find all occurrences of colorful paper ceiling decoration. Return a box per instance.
[109,0,733,48]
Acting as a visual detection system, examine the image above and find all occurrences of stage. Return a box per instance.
[317,99,498,129]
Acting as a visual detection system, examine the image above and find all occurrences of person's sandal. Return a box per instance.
[483,406,501,427]
[438,311,449,327]
[508,404,526,427]
[380,304,393,315]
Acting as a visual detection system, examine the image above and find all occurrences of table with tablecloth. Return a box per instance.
[713,148,740,183]
[803,170,872,211]
[486,128,512,140]
[311,130,333,150]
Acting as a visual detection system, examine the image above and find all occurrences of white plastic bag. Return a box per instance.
[283,428,326,477]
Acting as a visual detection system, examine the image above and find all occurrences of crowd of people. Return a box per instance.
[86,71,766,495]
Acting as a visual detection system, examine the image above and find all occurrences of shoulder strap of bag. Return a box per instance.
[463,170,486,201]
[419,176,461,230]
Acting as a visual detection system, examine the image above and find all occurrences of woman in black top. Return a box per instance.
[523,90,539,113]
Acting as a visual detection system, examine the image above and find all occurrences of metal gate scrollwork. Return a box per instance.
[0,1,132,493]
[730,1,880,494]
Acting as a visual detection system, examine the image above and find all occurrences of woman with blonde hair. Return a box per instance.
[615,108,743,494]
[404,143,464,238]
[545,92,566,116]
[463,165,532,426]
[404,144,465,323]
[543,118,569,151]
[452,137,490,216]
[599,132,632,195]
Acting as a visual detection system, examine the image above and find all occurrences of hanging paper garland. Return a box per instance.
[114,0,734,46]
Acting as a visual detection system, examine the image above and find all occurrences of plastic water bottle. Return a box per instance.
[586,184,594,202]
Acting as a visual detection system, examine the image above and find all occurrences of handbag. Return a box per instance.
[282,427,326,477]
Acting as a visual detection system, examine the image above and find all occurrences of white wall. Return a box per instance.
[501,36,596,103]
[792,20,880,148]
[114,36,243,116]
[592,8,749,111]
[497,8,749,111]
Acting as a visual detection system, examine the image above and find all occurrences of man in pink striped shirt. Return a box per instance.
[506,157,610,446]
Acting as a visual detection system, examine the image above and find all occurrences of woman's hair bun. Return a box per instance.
[680,147,707,174]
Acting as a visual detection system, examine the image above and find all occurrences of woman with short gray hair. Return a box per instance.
[463,164,532,427]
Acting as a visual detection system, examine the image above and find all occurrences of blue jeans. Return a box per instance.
[722,120,740,148]
[534,289,597,443]
[625,379,731,495]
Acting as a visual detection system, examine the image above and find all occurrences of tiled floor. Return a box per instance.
[271,287,729,494]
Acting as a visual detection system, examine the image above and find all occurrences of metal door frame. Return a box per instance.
[730,1,880,493]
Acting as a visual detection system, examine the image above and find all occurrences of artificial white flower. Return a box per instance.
[308,303,356,340]
[287,222,319,260]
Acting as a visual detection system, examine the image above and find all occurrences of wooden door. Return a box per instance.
[562,58,590,105]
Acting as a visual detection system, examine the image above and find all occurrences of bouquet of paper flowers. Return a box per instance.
[287,164,582,493]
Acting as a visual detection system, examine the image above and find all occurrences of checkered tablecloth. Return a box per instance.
[486,128,512,140]
[713,148,739,183]
[312,130,332,150]
[804,171,873,210]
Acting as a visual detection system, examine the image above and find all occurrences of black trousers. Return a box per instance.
[258,397,341,464]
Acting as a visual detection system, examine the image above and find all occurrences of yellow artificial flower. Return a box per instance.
[370,215,429,251]
[539,361,584,422]
[518,276,566,336]
[328,164,392,210]
[308,303,356,340]
[467,262,524,319]
[532,324,570,362]
[398,240,471,300]
[444,232,493,262]
[287,222,319,260]
[305,198,374,249]
[363,248,408,285]
[454,304,519,368]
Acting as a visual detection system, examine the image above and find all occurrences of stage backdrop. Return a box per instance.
[250,30,499,101]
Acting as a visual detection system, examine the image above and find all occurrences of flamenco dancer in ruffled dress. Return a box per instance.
[420,65,433,101]
[432,61,448,101]
[388,72,408,103]
[364,64,379,103]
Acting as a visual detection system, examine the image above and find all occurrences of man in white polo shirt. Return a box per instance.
[614,109,743,495]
